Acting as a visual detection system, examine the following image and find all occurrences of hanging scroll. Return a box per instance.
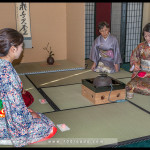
[16,2,32,48]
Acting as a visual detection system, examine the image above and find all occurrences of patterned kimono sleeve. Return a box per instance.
[113,37,122,65]
[90,36,100,66]
[0,72,32,147]
[130,44,141,68]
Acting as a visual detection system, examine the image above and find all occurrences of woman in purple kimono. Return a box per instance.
[0,28,57,147]
[90,21,122,73]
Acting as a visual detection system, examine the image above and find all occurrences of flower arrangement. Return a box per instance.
[43,42,54,57]
[43,42,55,65]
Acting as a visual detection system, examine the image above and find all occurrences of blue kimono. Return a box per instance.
[0,59,56,147]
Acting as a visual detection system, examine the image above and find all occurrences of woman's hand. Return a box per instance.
[22,89,26,94]
[133,64,141,72]
[28,108,41,119]
[28,108,33,112]
[91,62,96,71]
[114,64,119,72]
[31,112,41,119]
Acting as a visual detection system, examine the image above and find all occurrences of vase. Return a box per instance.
[47,56,54,65]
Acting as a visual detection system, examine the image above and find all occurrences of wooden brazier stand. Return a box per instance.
[81,77,126,105]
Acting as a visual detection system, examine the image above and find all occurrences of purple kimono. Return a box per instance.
[0,59,56,147]
[90,33,122,73]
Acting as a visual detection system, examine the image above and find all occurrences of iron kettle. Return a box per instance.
[93,73,112,88]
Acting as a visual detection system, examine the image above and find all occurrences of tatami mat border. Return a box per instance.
[42,99,127,114]
[18,67,84,75]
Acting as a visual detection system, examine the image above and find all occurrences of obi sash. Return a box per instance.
[99,49,114,59]
[141,59,150,72]
[0,99,5,118]
[0,91,34,118]
[95,49,115,73]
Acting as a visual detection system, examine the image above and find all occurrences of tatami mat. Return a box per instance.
[42,84,93,110]
[27,101,150,147]
[109,68,132,79]
[41,76,134,111]
[27,69,131,88]
[117,77,131,84]
[127,93,150,113]
[27,69,99,88]
[19,75,54,113]
[14,60,84,75]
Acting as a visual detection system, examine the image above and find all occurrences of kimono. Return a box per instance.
[126,41,150,95]
[90,33,122,73]
[0,59,56,147]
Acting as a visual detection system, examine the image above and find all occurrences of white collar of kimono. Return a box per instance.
[148,43,150,46]
[102,32,110,41]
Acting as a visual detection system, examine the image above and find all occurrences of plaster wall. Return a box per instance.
[0,3,85,67]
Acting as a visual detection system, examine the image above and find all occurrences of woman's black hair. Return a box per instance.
[0,28,23,57]
[98,21,109,30]
[142,23,150,37]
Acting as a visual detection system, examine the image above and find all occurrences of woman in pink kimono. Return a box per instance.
[126,23,150,95]
[0,28,57,147]
[90,21,122,73]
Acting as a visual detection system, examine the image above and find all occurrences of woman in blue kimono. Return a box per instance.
[90,21,122,73]
[0,28,57,147]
